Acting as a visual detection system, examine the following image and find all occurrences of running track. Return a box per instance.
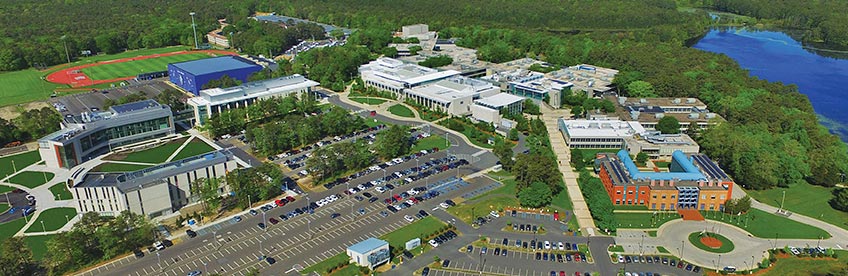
[46,50,237,88]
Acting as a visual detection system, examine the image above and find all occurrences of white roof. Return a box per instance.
[405,77,498,104]
[560,119,646,138]
[359,57,459,87]
[188,74,318,106]
[474,93,524,108]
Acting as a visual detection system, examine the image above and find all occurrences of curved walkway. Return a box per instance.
[0,161,78,237]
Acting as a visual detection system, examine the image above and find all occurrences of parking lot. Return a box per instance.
[48,79,176,116]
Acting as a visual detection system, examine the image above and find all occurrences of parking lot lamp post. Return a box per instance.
[259,239,264,259]
[40,220,45,232]
[204,262,208,274]
[248,194,251,208]
[779,190,786,213]
[11,160,15,173]
[681,240,685,260]
[213,231,218,246]
[347,182,353,218]
[156,252,161,269]
[262,211,267,232]
[65,215,69,223]
[718,254,722,270]
[751,255,755,272]
[382,169,387,181]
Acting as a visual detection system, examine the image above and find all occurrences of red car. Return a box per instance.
[268,218,280,225]
[393,194,402,201]
[574,254,581,262]
[274,199,286,207]
[286,196,296,202]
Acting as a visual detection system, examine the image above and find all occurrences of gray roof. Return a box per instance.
[348,238,388,254]
[170,56,260,76]
[110,99,161,114]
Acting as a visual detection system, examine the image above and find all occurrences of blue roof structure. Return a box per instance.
[617,150,706,181]
[170,56,258,76]
[348,238,388,254]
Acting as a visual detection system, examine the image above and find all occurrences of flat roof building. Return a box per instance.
[187,74,319,126]
[610,96,724,132]
[346,238,390,269]
[558,119,646,149]
[547,64,618,97]
[38,100,174,169]
[359,57,461,95]
[595,150,733,210]
[625,132,700,159]
[471,93,525,124]
[168,56,262,95]
[403,77,500,116]
[67,149,237,218]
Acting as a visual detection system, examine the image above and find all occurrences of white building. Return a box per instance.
[547,64,618,97]
[471,93,525,124]
[401,24,436,41]
[346,238,390,269]
[558,119,646,149]
[187,74,319,126]
[482,69,572,108]
[404,77,500,116]
[68,150,238,218]
[359,57,460,95]
[626,132,700,159]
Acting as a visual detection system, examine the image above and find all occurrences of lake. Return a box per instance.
[693,28,848,142]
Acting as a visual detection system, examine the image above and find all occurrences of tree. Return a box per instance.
[507,128,519,141]
[523,99,541,115]
[202,75,242,89]
[626,80,658,98]
[518,182,553,208]
[570,105,584,118]
[418,55,453,68]
[831,188,848,212]
[155,89,186,111]
[493,139,514,171]
[408,45,423,55]
[513,153,561,191]
[381,46,398,58]
[571,148,585,168]
[375,124,411,159]
[0,237,37,276]
[635,152,649,166]
[329,29,345,40]
[656,116,681,134]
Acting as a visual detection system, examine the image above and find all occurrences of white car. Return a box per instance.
[299,170,309,176]
[618,255,625,263]
[439,202,450,209]
[407,189,418,195]
[557,241,564,250]
[544,241,551,250]
[375,187,386,193]
[357,184,366,190]
[429,239,439,247]
[404,215,415,222]
[489,210,500,218]
[405,199,415,206]
[392,158,403,164]
[405,178,414,183]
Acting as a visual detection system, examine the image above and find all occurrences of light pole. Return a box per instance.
[718,254,722,271]
[382,169,387,181]
[204,262,208,274]
[347,182,353,218]
[262,211,267,232]
[247,194,252,208]
[61,35,70,64]
[65,215,69,223]
[779,190,786,213]
[259,239,264,259]
[189,12,199,49]
[751,255,755,272]
[229,32,234,49]
[213,230,218,247]
[156,252,162,269]
[40,220,46,232]
[11,160,16,173]
[681,240,685,260]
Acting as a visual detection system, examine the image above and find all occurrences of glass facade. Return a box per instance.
[104,116,170,140]
[58,145,78,168]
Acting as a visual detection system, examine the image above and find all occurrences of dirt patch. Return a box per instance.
[700,236,723,248]
[0,102,50,120]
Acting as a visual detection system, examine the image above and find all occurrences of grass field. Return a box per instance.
[49,183,72,201]
[411,136,449,152]
[0,69,69,106]
[762,253,848,275]
[90,162,152,172]
[7,171,55,188]
[0,185,15,193]
[688,232,734,253]
[81,53,210,80]
[0,215,32,240]
[170,140,216,161]
[300,252,348,275]
[0,151,41,178]
[106,138,186,163]
[614,205,650,211]
[447,196,518,224]
[381,216,447,250]
[25,207,77,233]
[24,234,55,260]
[76,46,190,63]
[701,209,830,239]
[387,104,415,118]
[350,97,387,105]
[614,211,681,228]
[745,184,848,230]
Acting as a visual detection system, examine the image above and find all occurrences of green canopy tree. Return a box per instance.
[656,116,681,134]
[625,80,658,98]
[375,124,411,159]
[518,182,553,208]
[493,138,514,171]
[635,152,649,166]
[830,188,848,212]
[0,237,37,276]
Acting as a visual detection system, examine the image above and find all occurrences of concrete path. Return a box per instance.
[539,104,596,235]
[164,136,196,162]
[0,155,79,237]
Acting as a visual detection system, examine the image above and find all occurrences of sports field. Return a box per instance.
[81,53,211,80]
[0,69,68,106]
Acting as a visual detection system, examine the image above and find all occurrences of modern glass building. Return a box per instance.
[39,100,174,169]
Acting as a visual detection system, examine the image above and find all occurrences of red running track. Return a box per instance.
[46,50,237,88]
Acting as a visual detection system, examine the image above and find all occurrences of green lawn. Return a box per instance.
[0,151,41,179]
[688,232,734,253]
[387,104,415,118]
[106,139,186,163]
[0,185,15,194]
[577,148,620,163]
[0,203,8,214]
[614,211,681,228]
[300,252,348,275]
[7,171,55,188]
[0,216,32,240]
[656,246,669,253]
[25,207,77,233]
[653,161,671,170]
[381,216,447,249]
[82,53,211,80]
[170,140,216,161]
[447,196,519,224]
[745,184,848,230]
[328,265,361,276]
[49,183,73,201]
[75,46,191,63]
[24,234,55,260]
[701,209,830,239]
[350,97,387,105]
[90,162,152,172]
[609,245,624,252]
[763,253,847,275]
[0,69,69,107]
[364,118,388,128]
[411,136,449,152]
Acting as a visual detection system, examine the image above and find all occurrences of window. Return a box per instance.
[720,195,726,199]
[711,195,716,200]
[628,190,633,194]
[639,200,644,204]
[652,203,656,209]
[652,195,657,199]
[616,200,621,204]
[701,195,706,199]
[671,195,676,199]
[661,195,667,199]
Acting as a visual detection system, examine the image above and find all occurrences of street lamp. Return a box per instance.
[204,262,208,274]
[61,35,70,64]
[40,220,46,232]
[262,211,267,232]
[229,31,234,49]
[156,252,162,269]
[65,215,69,223]
[718,254,722,271]
[189,12,199,49]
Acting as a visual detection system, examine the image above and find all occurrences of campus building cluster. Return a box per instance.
[558,118,699,159]
[608,96,724,132]
[67,150,237,218]
[595,150,733,211]
[38,100,175,169]
[187,74,319,126]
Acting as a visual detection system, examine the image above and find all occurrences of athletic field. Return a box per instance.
[80,53,211,80]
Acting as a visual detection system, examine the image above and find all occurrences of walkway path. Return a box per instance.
[0,157,79,237]
[165,136,197,163]
[539,104,596,235]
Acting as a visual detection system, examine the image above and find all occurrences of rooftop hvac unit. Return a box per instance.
[688,113,700,119]
[686,98,696,104]
[630,111,640,120]
[705,113,716,119]
[588,80,594,87]
[618,96,627,105]
[672,98,681,104]
[655,113,665,119]
[640,98,647,104]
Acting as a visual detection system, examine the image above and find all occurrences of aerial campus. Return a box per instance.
[0,2,847,276]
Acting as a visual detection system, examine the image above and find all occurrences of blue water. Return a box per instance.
[693,29,848,141]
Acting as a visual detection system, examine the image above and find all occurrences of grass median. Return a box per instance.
[49,183,73,200]
[25,207,77,233]
[701,209,830,239]
[7,171,55,188]
[0,151,41,178]
[746,184,848,231]
[387,104,415,118]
